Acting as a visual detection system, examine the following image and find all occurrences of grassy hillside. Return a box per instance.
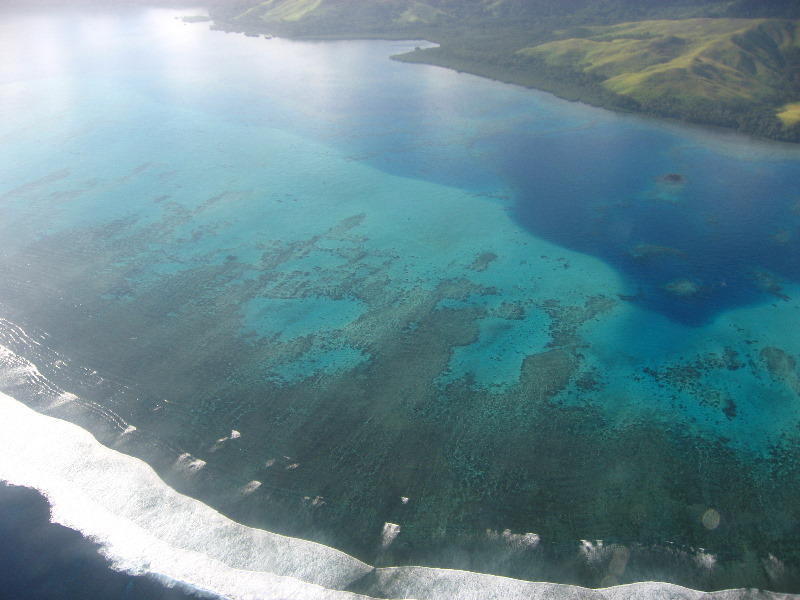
[212,0,800,29]
[234,0,325,23]
[210,0,747,36]
[519,18,800,131]
[209,0,800,141]
[215,0,434,35]
[779,102,800,125]
[522,19,800,103]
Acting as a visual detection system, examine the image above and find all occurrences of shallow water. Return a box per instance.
[1,6,800,597]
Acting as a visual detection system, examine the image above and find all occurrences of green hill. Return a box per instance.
[213,0,458,34]
[523,19,787,102]
[519,18,800,129]
[213,0,800,30]
[209,0,800,141]
[779,101,800,125]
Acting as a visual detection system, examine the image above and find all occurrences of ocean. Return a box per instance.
[1,6,800,599]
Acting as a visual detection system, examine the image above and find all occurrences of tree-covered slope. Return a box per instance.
[209,0,800,141]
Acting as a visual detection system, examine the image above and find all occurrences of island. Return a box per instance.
[208,0,800,142]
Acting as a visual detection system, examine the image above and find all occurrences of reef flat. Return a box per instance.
[1,6,800,596]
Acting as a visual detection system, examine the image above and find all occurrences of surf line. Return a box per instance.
[4,391,798,600]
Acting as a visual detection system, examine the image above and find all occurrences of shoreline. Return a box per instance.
[206,15,800,145]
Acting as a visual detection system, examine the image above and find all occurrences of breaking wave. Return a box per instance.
[0,332,796,600]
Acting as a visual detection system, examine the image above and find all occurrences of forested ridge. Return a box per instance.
[209,0,800,141]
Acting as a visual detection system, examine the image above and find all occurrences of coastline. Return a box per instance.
[206,15,800,144]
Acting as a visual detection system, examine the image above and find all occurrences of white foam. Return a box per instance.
[0,344,53,390]
[370,566,794,600]
[580,540,609,564]
[0,317,43,350]
[2,392,799,600]
[215,429,241,444]
[210,429,243,452]
[240,480,262,495]
[764,555,786,581]
[486,528,540,550]
[0,342,135,431]
[174,452,206,475]
[0,333,797,600]
[50,391,79,409]
[0,392,373,599]
[380,522,401,549]
[694,551,717,571]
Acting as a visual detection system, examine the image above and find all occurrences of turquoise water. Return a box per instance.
[2,6,800,596]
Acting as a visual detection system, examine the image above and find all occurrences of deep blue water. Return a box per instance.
[488,127,800,325]
[0,483,205,600]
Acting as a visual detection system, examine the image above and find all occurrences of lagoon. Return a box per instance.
[2,6,800,598]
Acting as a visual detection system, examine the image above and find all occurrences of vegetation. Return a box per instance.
[208,0,800,141]
[520,18,800,140]
[778,102,800,126]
